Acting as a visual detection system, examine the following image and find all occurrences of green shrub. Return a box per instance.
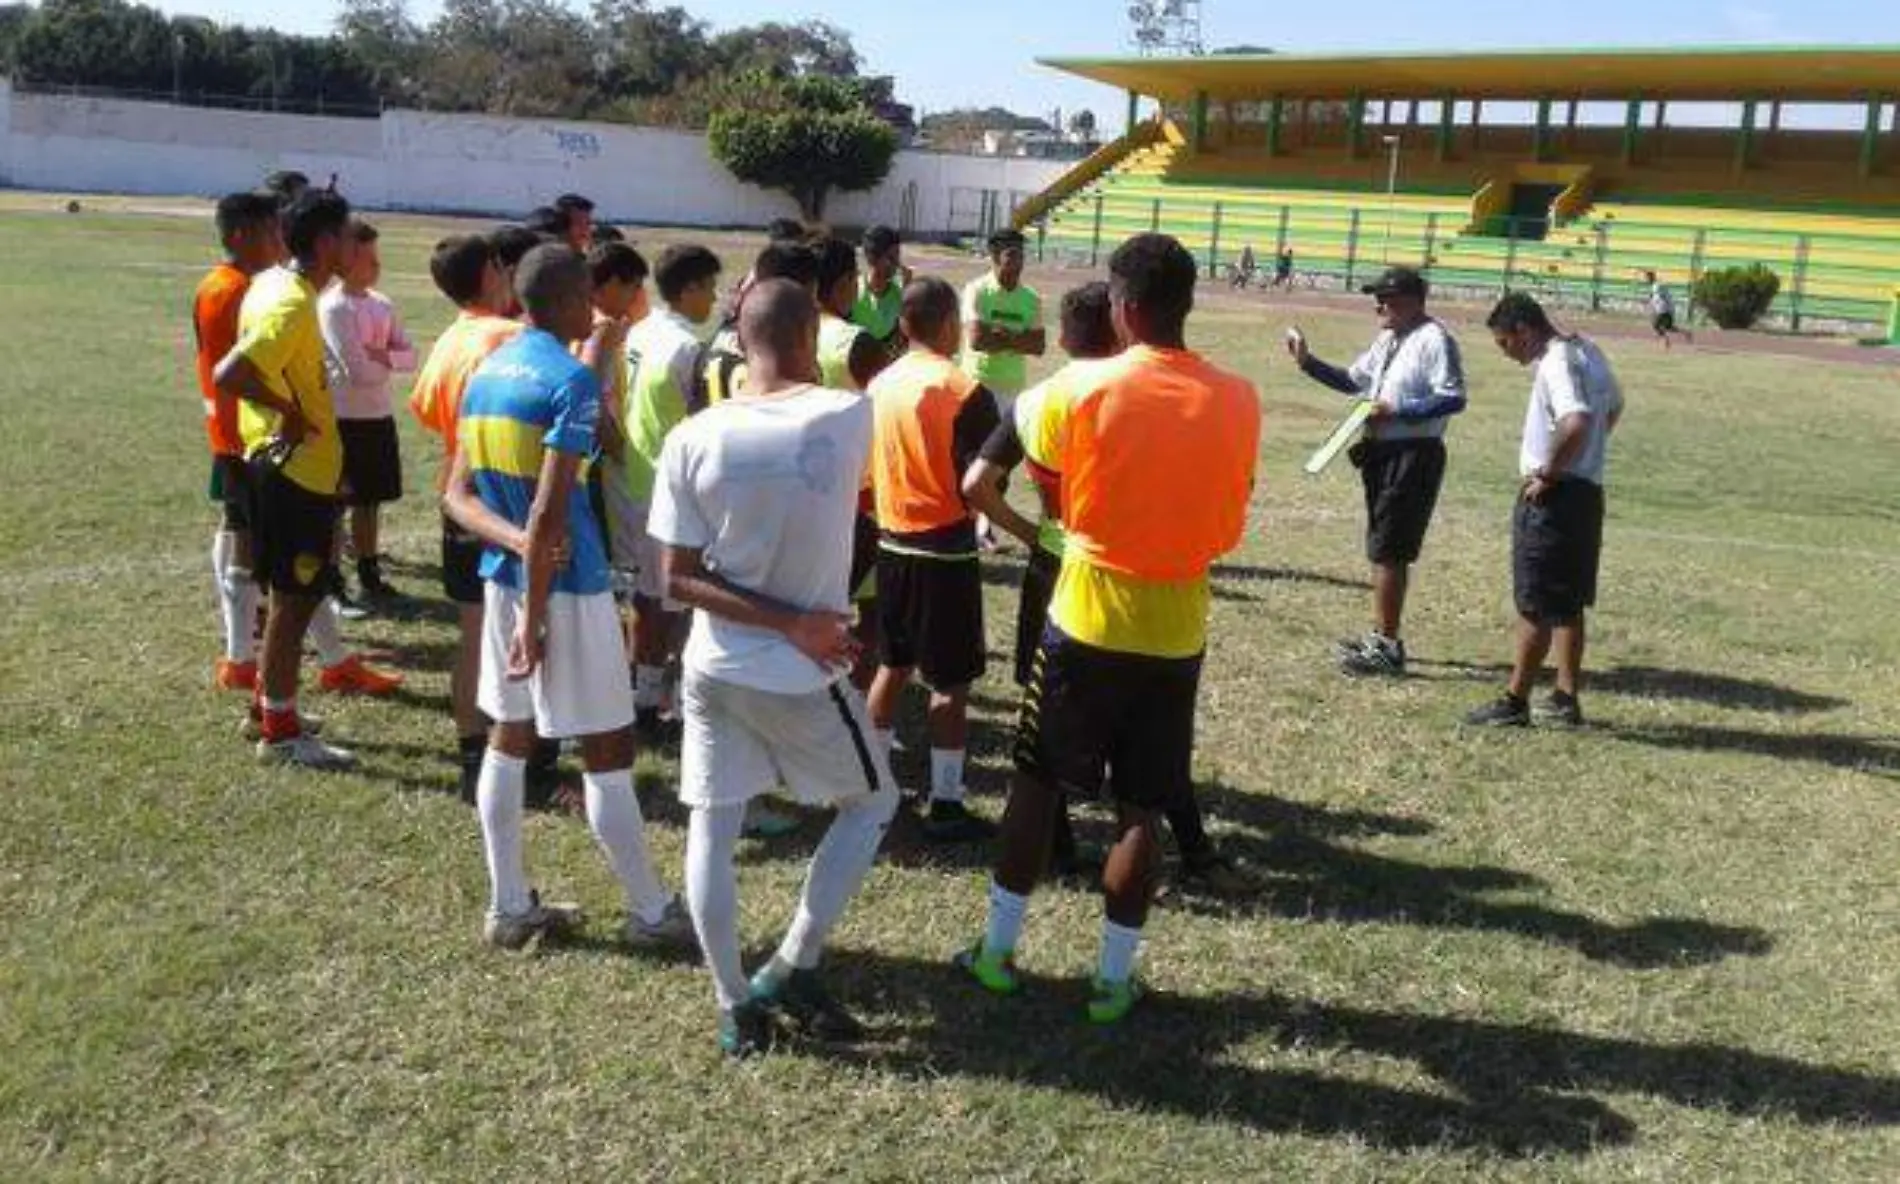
[1692,263,1781,330]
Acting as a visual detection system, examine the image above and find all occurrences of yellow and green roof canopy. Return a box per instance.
[1039,45,1900,102]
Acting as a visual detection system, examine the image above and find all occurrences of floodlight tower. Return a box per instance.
[1128,0,1205,56]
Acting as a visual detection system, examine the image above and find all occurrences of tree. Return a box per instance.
[336,0,424,106]
[708,72,896,221]
[708,19,856,79]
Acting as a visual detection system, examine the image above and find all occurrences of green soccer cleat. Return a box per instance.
[718,1000,775,1060]
[952,940,1022,996]
[1086,976,1145,1025]
[749,967,865,1043]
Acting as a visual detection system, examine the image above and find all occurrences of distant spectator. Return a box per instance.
[553,193,596,250]
[1643,270,1693,350]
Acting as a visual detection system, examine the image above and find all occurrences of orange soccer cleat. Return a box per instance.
[318,653,405,697]
[214,658,259,692]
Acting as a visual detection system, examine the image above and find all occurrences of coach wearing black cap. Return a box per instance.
[1287,266,1467,676]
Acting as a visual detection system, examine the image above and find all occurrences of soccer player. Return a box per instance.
[865,278,1001,844]
[319,217,415,607]
[1288,265,1466,677]
[554,193,596,251]
[444,244,694,951]
[410,234,524,801]
[955,233,1261,1024]
[1466,293,1624,729]
[489,226,547,318]
[196,190,282,693]
[620,244,723,742]
[651,278,899,1057]
[960,227,1045,402]
[851,225,909,349]
[1644,270,1693,349]
[815,237,889,392]
[962,281,1254,894]
[214,190,400,770]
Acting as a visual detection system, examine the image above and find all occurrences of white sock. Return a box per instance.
[928,748,966,805]
[309,599,348,668]
[983,879,1028,958]
[1098,918,1142,985]
[213,532,257,662]
[634,664,666,710]
[477,750,532,917]
[773,787,898,974]
[685,802,750,1011]
[582,768,672,925]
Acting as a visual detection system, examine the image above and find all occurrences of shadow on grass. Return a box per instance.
[1209,562,1373,593]
[1598,723,1900,780]
[805,953,1900,1157]
[1414,660,1849,714]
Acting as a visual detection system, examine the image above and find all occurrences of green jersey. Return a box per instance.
[851,275,903,341]
[622,308,703,503]
[818,314,868,392]
[960,274,1041,398]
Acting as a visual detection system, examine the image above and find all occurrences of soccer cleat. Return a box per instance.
[214,658,258,692]
[742,800,800,839]
[719,1001,776,1059]
[255,732,357,772]
[953,940,1022,996]
[1535,690,1585,729]
[749,967,865,1043]
[635,708,682,749]
[483,891,583,950]
[239,708,325,741]
[1464,694,1531,728]
[1338,634,1406,678]
[1086,976,1145,1025]
[319,654,405,696]
[623,898,699,952]
[921,800,999,844]
[332,590,373,622]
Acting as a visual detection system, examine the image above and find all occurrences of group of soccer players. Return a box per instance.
[192,176,1622,1054]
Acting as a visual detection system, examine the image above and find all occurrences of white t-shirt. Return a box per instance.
[1348,318,1466,442]
[1648,282,1675,317]
[1521,335,1624,486]
[648,386,873,695]
[318,287,415,420]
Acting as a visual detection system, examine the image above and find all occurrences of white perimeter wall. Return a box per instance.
[0,83,1068,234]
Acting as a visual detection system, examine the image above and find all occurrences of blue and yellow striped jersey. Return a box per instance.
[459,329,611,597]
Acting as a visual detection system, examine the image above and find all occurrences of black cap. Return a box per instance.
[1360,265,1429,300]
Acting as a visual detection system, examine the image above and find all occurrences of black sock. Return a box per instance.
[1168,795,1213,864]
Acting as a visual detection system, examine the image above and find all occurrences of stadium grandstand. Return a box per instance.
[1015,46,1900,336]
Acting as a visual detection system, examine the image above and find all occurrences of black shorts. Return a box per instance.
[1014,625,1202,814]
[441,514,486,606]
[1513,478,1605,625]
[1652,311,1677,335]
[248,461,341,596]
[1360,438,1447,565]
[337,417,403,506]
[209,454,251,532]
[876,548,985,690]
[1014,545,1060,687]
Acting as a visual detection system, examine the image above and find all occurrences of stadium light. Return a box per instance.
[1381,134,1401,264]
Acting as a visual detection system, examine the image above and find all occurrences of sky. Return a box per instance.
[144,0,1900,122]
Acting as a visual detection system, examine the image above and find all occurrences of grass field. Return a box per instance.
[4,197,1900,1181]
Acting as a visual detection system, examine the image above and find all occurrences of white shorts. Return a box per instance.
[478,583,636,739]
[604,489,680,610]
[679,669,896,810]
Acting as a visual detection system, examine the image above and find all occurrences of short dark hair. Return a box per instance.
[753,241,818,288]
[430,234,495,305]
[813,236,858,294]
[281,189,351,262]
[214,190,279,241]
[987,227,1026,256]
[490,225,549,270]
[766,217,806,242]
[740,278,819,364]
[1060,282,1117,358]
[862,224,900,256]
[1107,233,1196,335]
[554,193,595,214]
[655,244,722,303]
[900,276,959,339]
[590,223,626,245]
[515,244,589,323]
[525,205,572,239]
[263,170,310,206]
[347,216,379,245]
[1486,291,1555,335]
[587,241,649,288]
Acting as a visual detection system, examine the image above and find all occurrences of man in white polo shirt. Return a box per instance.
[1288,266,1467,676]
[1466,292,1624,729]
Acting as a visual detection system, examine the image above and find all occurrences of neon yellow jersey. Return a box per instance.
[819,314,867,392]
[1011,380,1069,558]
[960,274,1041,398]
[851,275,903,340]
[622,309,702,504]
[233,266,343,496]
